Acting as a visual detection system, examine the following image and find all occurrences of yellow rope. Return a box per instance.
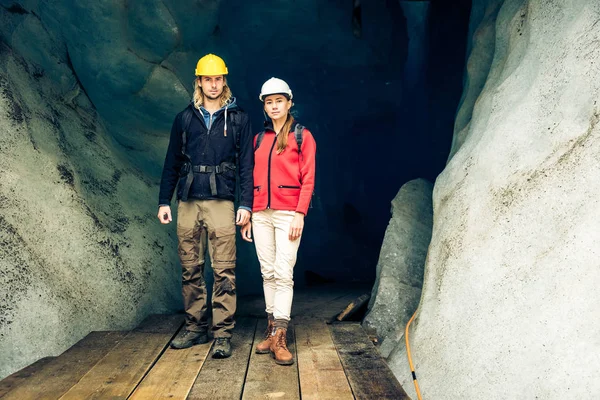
[405,309,423,400]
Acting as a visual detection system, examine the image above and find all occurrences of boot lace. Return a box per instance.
[276,331,288,350]
[264,326,273,339]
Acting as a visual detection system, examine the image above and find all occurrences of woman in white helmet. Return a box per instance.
[241,78,316,365]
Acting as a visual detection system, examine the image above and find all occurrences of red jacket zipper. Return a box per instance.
[266,136,277,208]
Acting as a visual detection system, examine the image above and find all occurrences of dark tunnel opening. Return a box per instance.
[185,0,475,296]
[277,0,474,291]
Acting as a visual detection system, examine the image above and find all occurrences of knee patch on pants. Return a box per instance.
[177,225,203,267]
[210,226,236,263]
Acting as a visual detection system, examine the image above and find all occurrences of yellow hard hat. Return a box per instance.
[195,54,228,76]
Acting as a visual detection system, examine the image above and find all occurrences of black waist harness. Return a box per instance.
[180,161,236,201]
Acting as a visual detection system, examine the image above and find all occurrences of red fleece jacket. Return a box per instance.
[252,123,316,215]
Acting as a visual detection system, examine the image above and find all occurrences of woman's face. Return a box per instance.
[264,94,292,121]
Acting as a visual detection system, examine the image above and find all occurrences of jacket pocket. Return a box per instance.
[278,185,301,196]
[215,171,236,199]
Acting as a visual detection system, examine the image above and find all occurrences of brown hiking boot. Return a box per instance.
[255,320,275,354]
[270,328,294,365]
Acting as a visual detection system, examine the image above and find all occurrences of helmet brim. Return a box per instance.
[260,92,292,102]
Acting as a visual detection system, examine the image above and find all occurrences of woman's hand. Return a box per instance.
[289,212,304,241]
[158,206,172,224]
[241,221,253,242]
[236,209,251,226]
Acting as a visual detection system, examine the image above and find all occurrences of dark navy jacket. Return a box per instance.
[158,99,254,209]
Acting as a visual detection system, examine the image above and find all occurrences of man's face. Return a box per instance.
[199,75,224,99]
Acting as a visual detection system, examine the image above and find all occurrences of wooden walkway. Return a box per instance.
[0,285,409,400]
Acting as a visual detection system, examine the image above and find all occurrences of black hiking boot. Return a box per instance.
[212,337,232,358]
[170,329,209,349]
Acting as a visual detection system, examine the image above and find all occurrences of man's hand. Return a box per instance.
[240,221,253,242]
[289,212,304,241]
[236,209,251,226]
[158,206,172,224]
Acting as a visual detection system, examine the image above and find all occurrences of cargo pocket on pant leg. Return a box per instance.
[211,225,236,264]
[177,225,202,267]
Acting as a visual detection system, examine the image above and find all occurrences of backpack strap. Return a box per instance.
[255,131,266,151]
[294,124,304,154]
[181,107,193,157]
[293,124,315,209]
[254,123,304,152]
[179,108,195,201]
[229,111,242,159]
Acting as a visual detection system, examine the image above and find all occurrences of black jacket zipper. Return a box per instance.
[267,135,277,208]
[202,112,214,157]
[191,106,214,158]
[278,185,300,189]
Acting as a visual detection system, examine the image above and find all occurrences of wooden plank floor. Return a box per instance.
[0,285,409,400]
[187,317,256,400]
[59,314,183,400]
[0,357,55,398]
[296,319,354,400]
[129,334,212,399]
[242,321,300,399]
[2,332,126,400]
[330,323,410,400]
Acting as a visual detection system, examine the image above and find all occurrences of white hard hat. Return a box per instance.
[259,77,293,101]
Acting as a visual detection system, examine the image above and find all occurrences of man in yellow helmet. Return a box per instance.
[158,54,253,358]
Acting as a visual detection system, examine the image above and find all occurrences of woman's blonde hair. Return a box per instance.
[193,77,232,109]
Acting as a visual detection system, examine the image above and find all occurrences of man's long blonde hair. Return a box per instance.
[193,77,232,109]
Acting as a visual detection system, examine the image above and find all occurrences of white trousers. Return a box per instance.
[252,209,302,321]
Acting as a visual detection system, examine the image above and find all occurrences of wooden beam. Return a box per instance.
[336,293,370,321]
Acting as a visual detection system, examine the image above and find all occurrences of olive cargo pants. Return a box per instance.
[177,199,236,338]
